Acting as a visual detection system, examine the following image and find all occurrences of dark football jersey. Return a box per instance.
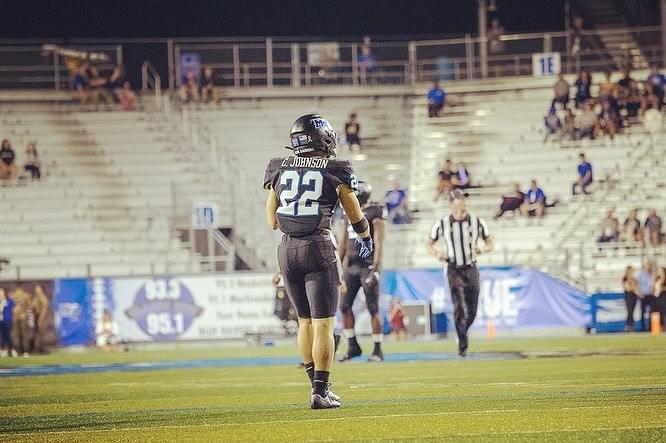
[264,156,357,237]
[345,203,387,267]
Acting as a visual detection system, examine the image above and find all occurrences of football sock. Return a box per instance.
[344,329,359,348]
[313,371,330,396]
[372,334,383,354]
[304,362,315,385]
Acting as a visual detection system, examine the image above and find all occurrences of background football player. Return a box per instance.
[264,114,373,409]
[338,181,387,362]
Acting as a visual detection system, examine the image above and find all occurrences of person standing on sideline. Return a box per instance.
[637,261,656,331]
[0,288,15,357]
[572,153,593,195]
[425,189,494,356]
[622,266,640,332]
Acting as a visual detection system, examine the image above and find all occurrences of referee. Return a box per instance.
[425,189,494,356]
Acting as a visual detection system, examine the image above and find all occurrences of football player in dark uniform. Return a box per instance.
[338,182,387,362]
[264,114,373,409]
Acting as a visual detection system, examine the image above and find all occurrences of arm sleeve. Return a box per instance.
[429,220,442,241]
[478,217,491,240]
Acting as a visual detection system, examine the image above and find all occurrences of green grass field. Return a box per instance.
[1,334,665,442]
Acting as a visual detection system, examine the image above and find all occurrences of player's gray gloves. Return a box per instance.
[356,236,374,258]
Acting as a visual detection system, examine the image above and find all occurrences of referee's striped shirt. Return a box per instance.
[429,214,491,267]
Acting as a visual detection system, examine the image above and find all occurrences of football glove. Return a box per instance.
[356,236,374,259]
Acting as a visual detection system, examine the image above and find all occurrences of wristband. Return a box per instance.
[351,218,369,235]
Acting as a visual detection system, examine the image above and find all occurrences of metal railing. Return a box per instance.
[0,25,662,91]
[141,60,163,109]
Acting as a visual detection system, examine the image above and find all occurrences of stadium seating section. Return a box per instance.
[1,74,664,293]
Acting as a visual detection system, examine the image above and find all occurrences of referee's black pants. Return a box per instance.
[447,265,480,353]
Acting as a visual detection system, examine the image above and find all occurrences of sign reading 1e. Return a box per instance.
[532,52,561,77]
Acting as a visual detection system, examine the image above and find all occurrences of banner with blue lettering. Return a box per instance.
[53,278,95,346]
[381,267,590,331]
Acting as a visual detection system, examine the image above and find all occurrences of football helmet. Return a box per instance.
[356,181,372,206]
[287,114,338,158]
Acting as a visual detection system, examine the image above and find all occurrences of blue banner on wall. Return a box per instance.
[589,292,643,332]
[53,278,95,346]
[381,267,590,331]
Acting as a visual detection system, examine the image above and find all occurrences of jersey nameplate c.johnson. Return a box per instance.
[264,156,357,237]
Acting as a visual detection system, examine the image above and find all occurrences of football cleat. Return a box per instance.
[311,392,341,409]
[368,351,384,362]
[338,344,363,362]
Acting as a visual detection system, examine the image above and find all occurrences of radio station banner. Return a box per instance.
[381,267,591,331]
[53,273,282,345]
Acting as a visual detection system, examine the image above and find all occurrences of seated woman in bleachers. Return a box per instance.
[598,210,620,243]
[0,139,17,184]
[622,209,642,243]
[23,143,41,181]
[495,182,524,219]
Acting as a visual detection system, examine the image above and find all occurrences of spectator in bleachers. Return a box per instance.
[574,70,592,108]
[646,64,665,100]
[521,179,546,218]
[622,209,643,243]
[435,159,456,200]
[427,80,446,118]
[23,142,40,181]
[358,43,376,85]
[0,288,14,358]
[344,112,361,150]
[598,210,620,243]
[572,152,592,195]
[70,63,90,104]
[598,71,617,98]
[385,181,410,224]
[494,182,524,219]
[451,162,471,190]
[200,67,217,104]
[622,266,640,332]
[552,73,570,107]
[562,108,576,140]
[117,81,137,111]
[637,261,656,331]
[544,104,562,141]
[644,209,663,246]
[106,65,126,101]
[487,18,505,55]
[641,81,662,113]
[643,96,664,134]
[617,68,641,118]
[595,99,620,139]
[576,101,597,140]
[179,70,200,104]
[88,66,113,104]
[0,139,17,184]
[569,17,586,56]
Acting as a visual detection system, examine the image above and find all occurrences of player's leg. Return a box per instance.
[278,239,315,387]
[339,270,363,361]
[306,257,342,409]
[362,268,384,362]
[462,268,481,343]
[447,268,469,356]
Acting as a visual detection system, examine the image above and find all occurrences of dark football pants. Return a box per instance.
[341,266,380,316]
[447,266,480,352]
[277,233,341,319]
